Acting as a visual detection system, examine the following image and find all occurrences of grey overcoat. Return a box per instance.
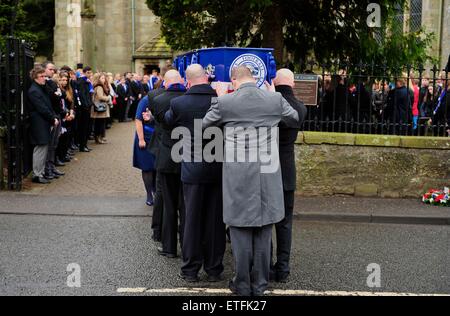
[203,82,299,227]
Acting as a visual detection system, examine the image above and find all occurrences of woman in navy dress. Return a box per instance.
[133,96,156,206]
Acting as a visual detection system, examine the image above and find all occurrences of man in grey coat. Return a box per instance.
[203,66,299,296]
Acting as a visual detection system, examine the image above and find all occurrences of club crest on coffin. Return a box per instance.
[230,54,268,87]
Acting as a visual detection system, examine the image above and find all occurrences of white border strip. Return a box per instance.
[117,287,449,296]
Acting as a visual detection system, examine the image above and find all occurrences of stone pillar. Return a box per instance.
[442,0,450,70]
[101,0,133,73]
[81,0,96,69]
[133,0,161,73]
[53,0,83,68]
[421,0,443,66]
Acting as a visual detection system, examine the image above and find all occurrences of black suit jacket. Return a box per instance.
[276,85,307,192]
[153,86,186,173]
[165,84,222,184]
[143,83,151,96]
[45,79,67,118]
[77,77,94,109]
[147,88,166,157]
[28,82,58,145]
[130,80,144,100]
[116,84,129,105]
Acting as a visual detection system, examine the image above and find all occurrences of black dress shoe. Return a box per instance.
[269,270,276,282]
[152,233,162,243]
[228,280,238,295]
[178,273,199,283]
[207,274,224,283]
[44,173,55,180]
[32,176,50,184]
[55,159,66,167]
[53,169,65,177]
[276,273,290,284]
[79,147,91,152]
[157,247,177,258]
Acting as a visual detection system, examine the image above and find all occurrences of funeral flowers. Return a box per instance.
[422,188,450,207]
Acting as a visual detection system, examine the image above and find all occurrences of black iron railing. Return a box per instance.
[0,37,35,190]
[297,61,449,137]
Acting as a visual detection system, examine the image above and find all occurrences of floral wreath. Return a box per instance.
[422,188,449,207]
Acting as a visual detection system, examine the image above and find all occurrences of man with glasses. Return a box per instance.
[28,66,60,184]
[42,61,66,180]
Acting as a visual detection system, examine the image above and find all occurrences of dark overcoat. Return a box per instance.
[28,81,58,145]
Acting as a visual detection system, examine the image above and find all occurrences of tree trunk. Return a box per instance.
[262,4,284,64]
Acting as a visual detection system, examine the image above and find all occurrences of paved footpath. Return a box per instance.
[22,121,144,198]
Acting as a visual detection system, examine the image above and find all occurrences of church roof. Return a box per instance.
[133,36,173,59]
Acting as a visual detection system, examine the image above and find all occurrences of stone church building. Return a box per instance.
[53,0,173,74]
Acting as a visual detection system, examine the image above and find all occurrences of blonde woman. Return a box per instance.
[91,73,112,144]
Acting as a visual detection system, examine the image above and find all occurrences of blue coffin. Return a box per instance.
[173,47,277,88]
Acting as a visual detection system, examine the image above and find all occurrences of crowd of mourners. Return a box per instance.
[315,70,450,136]
[27,61,162,184]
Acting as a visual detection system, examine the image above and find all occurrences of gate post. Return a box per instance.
[5,37,23,191]
[0,126,5,190]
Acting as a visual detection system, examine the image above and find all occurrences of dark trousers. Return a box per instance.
[45,124,61,174]
[181,183,226,277]
[151,171,164,239]
[94,118,106,137]
[230,225,273,296]
[271,190,295,279]
[160,172,185,255]
[129,100,139,119]
[77,108,91,149]
[56,126,71,160]
[117,101,127,122]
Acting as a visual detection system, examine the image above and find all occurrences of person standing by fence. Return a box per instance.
[43,62,66,179]
[28,66,60,184]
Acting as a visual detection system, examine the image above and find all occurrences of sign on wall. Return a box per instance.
[293,74,319,106]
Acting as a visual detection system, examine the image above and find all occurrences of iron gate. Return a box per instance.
[0,37,35,190]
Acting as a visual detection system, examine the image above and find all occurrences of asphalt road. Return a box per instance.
[0,214,448,296]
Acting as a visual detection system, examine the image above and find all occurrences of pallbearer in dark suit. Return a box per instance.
[165,64,225,283]
[271,69,307,283]
[203,66,299,296]
[153,70,187,258]
[147,84,166,242]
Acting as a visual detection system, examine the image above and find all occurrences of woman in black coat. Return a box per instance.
[28,67,59,183]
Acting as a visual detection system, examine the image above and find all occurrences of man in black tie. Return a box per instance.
[130,74,144,119]
[117,77,129,122]
[143,75,152,96]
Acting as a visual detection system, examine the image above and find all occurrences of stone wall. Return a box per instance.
[295,132,450,198]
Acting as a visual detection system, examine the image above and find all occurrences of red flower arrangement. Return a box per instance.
[422,188,449,207]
